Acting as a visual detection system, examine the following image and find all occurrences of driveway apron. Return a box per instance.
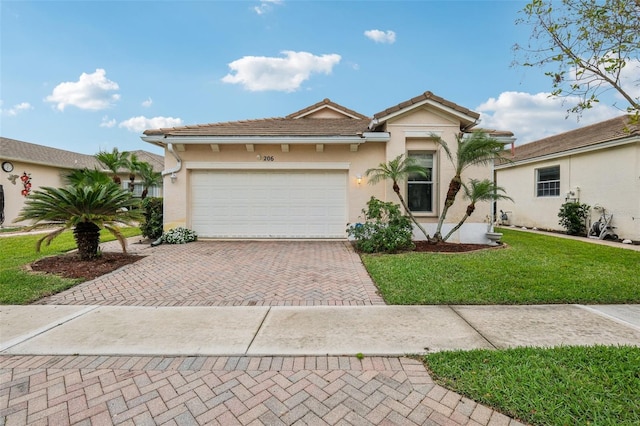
[37,240,385,306]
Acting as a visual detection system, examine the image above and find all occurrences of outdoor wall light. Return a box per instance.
[356,175,362,185]
[170,172,177,183]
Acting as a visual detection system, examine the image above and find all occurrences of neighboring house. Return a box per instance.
[141,91,514,242]
[0,137,164,227]
[495,115,639,242]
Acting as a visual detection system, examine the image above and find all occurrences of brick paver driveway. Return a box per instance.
[38,240,385,307]
[6,239,524,425]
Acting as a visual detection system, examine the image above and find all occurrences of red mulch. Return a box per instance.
[30,252,145,281]
[413,241,497,253]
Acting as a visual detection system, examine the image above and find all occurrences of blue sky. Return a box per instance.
[1,0,632,156]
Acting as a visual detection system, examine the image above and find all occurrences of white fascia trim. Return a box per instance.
[495,136,639,170]
[142,135,363,145]
[362,132,390,142]
[185,162,351,170]
[376,99,478,124]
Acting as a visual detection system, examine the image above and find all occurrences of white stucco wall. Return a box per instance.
[496,142,640,241]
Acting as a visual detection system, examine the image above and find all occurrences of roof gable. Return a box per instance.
[506,115,638,164]
[286,98,369,120]
[371,91,480,130]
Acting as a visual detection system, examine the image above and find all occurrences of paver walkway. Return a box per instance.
[37,241,384,307]
[0,355,525,426]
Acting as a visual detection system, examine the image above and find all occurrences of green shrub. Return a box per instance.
[347,197,414,253]
[558,201,590,235]
[161,227,197,244]
[140,197,163,240]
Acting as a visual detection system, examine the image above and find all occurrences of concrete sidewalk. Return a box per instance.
[2,304,639,356]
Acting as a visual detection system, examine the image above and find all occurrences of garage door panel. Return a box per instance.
[191,170,347,238]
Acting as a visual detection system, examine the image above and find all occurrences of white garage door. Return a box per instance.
[191,170,347,238]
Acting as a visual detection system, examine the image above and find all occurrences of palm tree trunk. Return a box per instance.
[434,175,462,241]
[393,182,430,240]
[73,221,101,260]
[442,203,476,242]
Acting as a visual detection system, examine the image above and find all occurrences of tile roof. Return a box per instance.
[143,92,492,138]
[1,137,164,172]
[372,91,480,122]
[143,117,370,137]
[499,114,638,165]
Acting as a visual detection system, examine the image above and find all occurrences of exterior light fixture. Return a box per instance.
[356,175,362,185]
[170,172,177,183]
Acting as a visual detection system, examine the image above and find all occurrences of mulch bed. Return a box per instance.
[30,252,145,281]
[413,241,498,253]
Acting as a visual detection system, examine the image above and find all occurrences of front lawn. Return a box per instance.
[0,228,141,304]
[425,345,640,426]
[363,228,640,305]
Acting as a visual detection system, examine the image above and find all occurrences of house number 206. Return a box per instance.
[263,156,275,161]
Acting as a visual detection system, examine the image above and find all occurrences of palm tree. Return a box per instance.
[95,148,130,184]
[433,132,506,242]
[124,153,140,192]
[136,161,162,199]
[442,179,513,242]
[64,168,112,187]
[365,154,431,240]
[15,182,142,260]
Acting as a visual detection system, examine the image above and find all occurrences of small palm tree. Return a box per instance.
[136,161,162,199]
[64,168,112,187]
[95,148,130,184]
[15,182,142,260]
[442,179,513,242]
[433,132,506,242]
[365,154,430,240]
[124,153,140,192]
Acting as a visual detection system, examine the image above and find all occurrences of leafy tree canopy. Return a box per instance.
[514,0,640,117]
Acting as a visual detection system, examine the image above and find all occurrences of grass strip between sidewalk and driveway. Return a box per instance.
[363,228,640,305]
[424,345,640,426]
[0,228,141,305]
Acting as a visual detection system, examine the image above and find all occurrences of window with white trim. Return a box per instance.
[536,166,560,197]
[407,152,434,212]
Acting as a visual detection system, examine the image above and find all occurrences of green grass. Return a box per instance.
[362,228,640,304]
[425,345,640,426]
[0,228,141,304]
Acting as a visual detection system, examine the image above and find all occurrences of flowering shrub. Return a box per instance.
[347,197,414,253]
[161,227,197,244]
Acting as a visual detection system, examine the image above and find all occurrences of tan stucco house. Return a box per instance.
[495,115,639,242]
[1,137,164,227]
[141,91,514,243]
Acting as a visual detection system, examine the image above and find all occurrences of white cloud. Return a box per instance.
[364,29,396,44]
[119,116,183,133]
[254,0,282,15]
[45,68,120,111]
[222,51,341,92]
[100,115,116,128]
[476,91,623,144]
[0,101,33,116]
[142,97,153,107]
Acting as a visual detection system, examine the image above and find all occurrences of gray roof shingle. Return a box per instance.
[500,115,638,165]
[1,137,164,172]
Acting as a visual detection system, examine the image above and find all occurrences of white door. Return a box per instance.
[191,170,348,238]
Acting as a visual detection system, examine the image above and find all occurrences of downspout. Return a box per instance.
[162,142,182,180]
[150,142,183,247]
